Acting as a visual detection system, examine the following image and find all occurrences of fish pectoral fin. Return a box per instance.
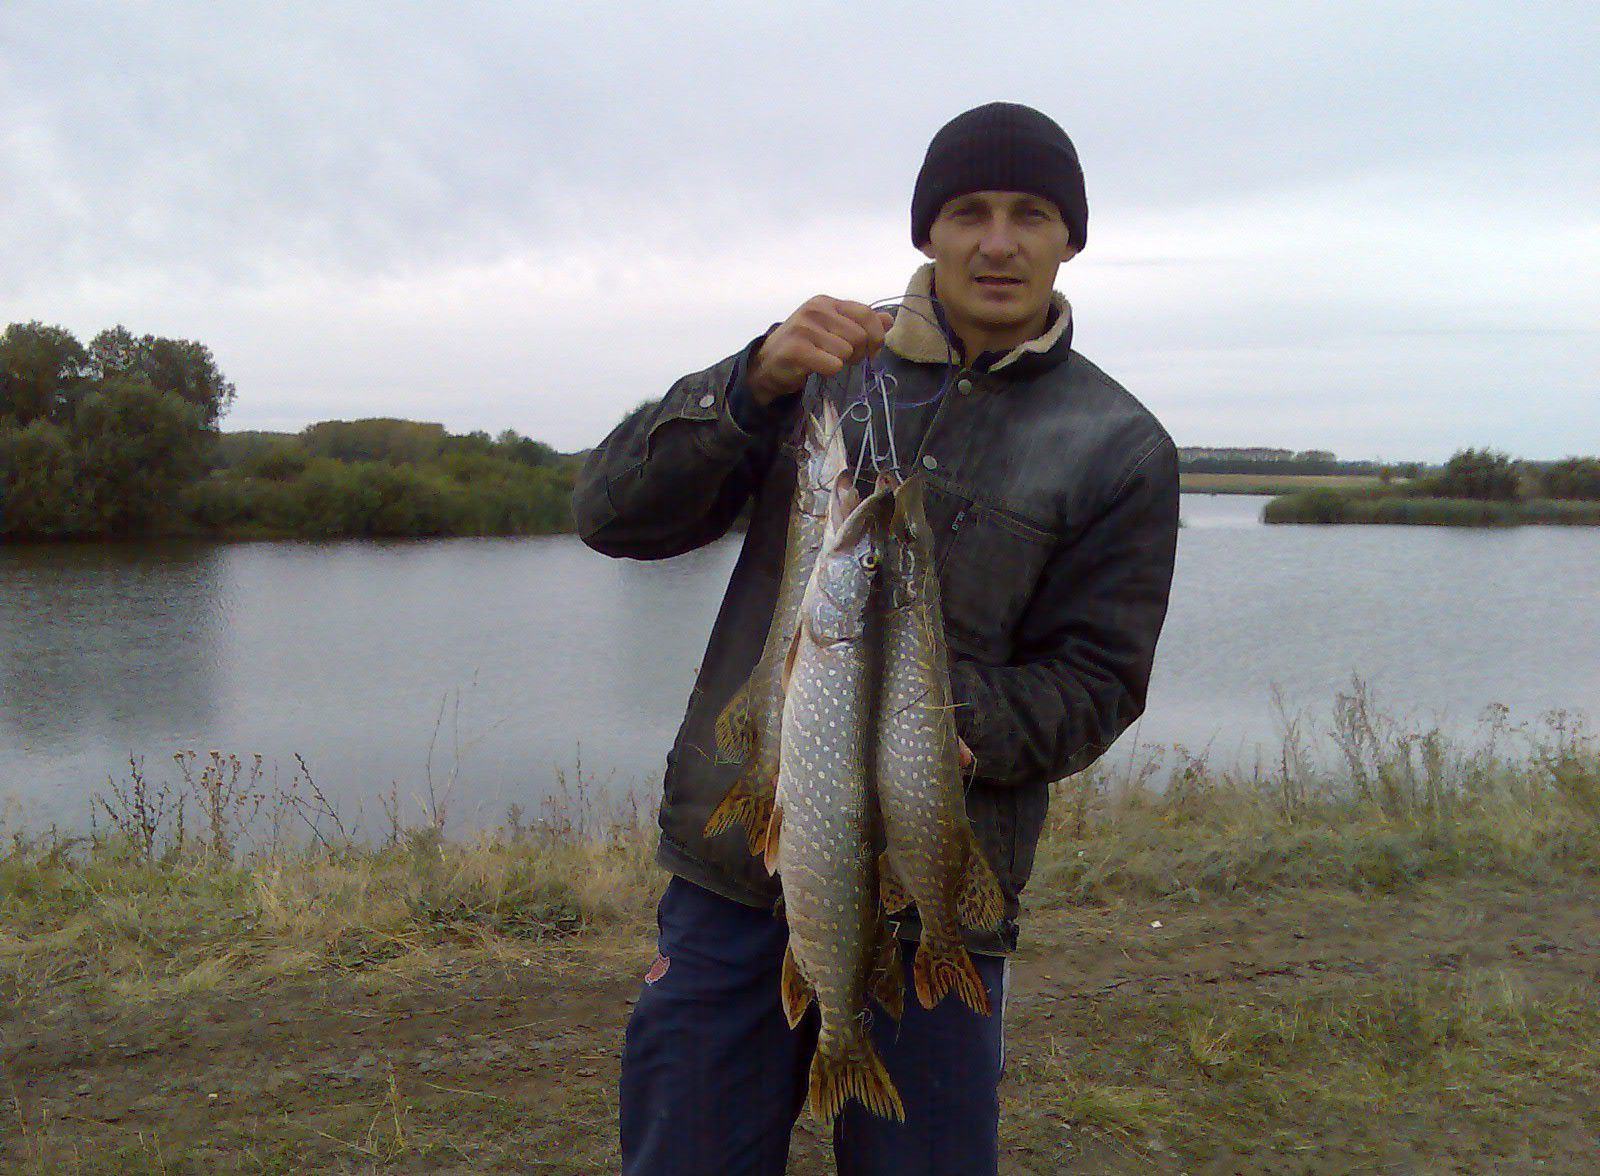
[761,800,785,875]
[956,833,1005,933]
[868,912,905,1022]
[712,676,759,764]
[780,942,814,1029]
[780,619,805,696]
[808,1034,904,1126]
[877,852,913,914]
[911,935,990,1016]
[702,766,776,858]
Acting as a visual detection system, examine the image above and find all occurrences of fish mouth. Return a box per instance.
[826,474,892,552]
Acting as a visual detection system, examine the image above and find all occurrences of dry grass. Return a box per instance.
[1,680,1595,1005]
[0,760,661,1004]
[1031,682,1600,906]
[1169,968,1600,1157]
[1180,473,1391,495]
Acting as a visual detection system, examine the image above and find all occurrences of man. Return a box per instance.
[574,102,1179,1175]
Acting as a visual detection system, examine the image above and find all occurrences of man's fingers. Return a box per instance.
[957,738,974,769]
[829,300,893,356]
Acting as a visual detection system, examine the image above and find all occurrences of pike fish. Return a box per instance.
[766,472,904,1125]
[705,401,847,854]
[874,473,1005,1014]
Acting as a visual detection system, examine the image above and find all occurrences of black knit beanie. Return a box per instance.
[911,102,1087,253]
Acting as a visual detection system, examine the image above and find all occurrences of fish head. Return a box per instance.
[806,473,892,643]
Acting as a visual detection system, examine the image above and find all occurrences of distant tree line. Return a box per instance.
[1,320,576,540]
[1178,443,1600,500]
[1422,448,1600,502]
[1179,450,1384,477]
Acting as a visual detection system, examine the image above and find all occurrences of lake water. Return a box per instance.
[2,495,1596,833]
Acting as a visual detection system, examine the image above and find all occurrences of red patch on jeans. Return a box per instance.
[644,953,670,985]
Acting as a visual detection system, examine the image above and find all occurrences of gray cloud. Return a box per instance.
[1,1,1595,460]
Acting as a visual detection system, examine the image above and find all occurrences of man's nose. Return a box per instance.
[977,219,1019,257]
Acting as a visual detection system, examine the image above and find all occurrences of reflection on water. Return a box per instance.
[2,496,1596,831]
[0,543,222,747]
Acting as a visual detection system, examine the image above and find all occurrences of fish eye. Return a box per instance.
[861,552,879,570]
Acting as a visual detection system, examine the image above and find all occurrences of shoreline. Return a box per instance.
[4,695,1598,1172]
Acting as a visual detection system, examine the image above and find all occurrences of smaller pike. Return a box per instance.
[768,472,904,1125]
[705,401,846,854]
[874,473,1005,1014]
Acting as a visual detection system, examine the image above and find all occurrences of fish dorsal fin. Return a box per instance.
[712,677,756,764]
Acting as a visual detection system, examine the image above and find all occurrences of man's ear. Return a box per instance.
[1059,243,1080,265]
[917,240,936,260]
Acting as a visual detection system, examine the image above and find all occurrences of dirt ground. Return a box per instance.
[4,878,1597,1175]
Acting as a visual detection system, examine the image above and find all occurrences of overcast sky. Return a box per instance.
[2,1,1595,461]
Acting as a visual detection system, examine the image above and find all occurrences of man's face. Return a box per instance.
[919,190,1077,347]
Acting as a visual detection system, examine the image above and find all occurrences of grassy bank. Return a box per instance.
[1179,473,1389,495]
[1264,489,1600,526]
[2,685,1595,1004]
[3,687,1599,1172]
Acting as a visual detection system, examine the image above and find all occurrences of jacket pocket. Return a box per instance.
[930,482,1058,654]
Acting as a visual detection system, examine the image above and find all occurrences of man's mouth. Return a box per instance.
[974,276,1023,287]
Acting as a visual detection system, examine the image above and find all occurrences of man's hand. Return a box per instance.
[747,297,895,406]
[958,738,974,771]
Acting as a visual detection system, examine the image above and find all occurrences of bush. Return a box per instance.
[1429,448,1521,501]
[1539,457,1600,501]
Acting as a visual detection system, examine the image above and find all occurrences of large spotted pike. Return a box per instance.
[767,472,904,1125]
[875,473,1005,1014]
[705,401,847,853]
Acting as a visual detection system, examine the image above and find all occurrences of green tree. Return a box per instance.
[1541,457,1600,501]
[0,321,89,426]
[0,419,80,535]
[71,379,210,533]
[496,428,558,467]
[1432,448,1521,501]
[301,418,447,464]
[88,327,236,428]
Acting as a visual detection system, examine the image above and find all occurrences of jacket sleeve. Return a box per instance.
[572,338,798,560]
[948,432,1180,786]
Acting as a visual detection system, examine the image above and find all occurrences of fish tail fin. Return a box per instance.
[809,1034,904,1125]
[780,942,814,1029]
[702,767,776,857]
[712,678,757,764]
[867,909,904,1022]
[911,934,991,1016]
[955,834,1005,932]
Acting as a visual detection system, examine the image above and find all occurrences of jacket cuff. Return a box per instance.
[725,329,798,437]
[649,341,780,461]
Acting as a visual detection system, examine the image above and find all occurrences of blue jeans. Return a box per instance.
[619,876,1007,1175]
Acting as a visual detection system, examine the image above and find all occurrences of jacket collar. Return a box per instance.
[883,263,1073,376]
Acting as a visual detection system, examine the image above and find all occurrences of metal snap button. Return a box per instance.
[697,393,716,409]
[921,455,938,471]
[956,378,973,395]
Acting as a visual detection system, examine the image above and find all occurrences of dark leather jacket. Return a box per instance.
[573,276,1179,951]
